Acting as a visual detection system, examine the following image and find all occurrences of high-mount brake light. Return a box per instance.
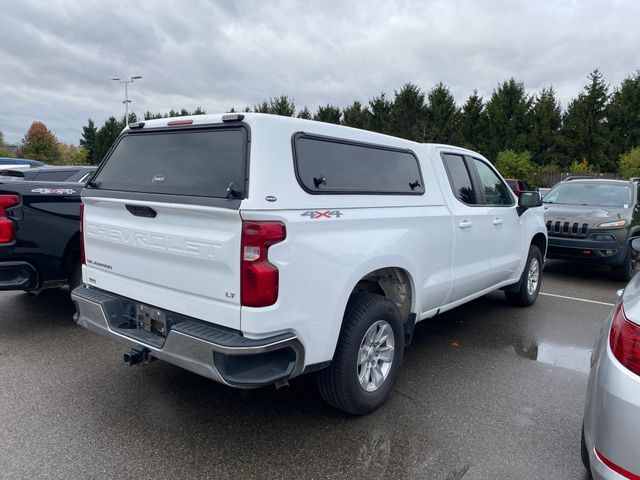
[610,301,640,376]
[0,194,19,244]
[167,119,193,126]
[79,203,85,265]
[241,221,286,307]
[222,114,245,122]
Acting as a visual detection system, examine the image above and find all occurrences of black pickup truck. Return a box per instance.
[0,179,88,293]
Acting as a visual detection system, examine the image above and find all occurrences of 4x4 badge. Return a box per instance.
[301,210,343,219]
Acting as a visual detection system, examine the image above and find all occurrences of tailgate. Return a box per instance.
[82,125,248,330]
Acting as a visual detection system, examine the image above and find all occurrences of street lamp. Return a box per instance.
[111,75,143,125]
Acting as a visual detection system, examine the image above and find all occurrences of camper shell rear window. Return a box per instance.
[90,126,248,199]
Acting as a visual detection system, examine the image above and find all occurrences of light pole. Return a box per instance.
[111,75,142,124]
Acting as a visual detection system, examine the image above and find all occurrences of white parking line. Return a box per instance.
[540,292,615,307]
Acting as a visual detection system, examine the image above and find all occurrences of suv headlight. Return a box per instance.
[598,220,627,228]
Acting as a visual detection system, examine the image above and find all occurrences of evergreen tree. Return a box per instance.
[0,130,12,157]
[528,87,562,166]
[484,78,533,161]
[368,93,393,135]
[458,90,487,151]
[297,106,312,119]
[79,119,98,164]
[424,82,459,144]
[192,106,207,115]
[94,116,124,164]
[560,69,611,169]
[313,104,341,124]
[607,71,640,160]
[254,96,295,116]
[20,121,62,163]
[342,101,369,129]
[391,83,426,141]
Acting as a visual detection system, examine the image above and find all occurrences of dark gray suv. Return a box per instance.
[543,178,640,280]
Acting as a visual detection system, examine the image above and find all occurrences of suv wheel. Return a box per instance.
[612,248,635,282]
[505,245,542,307]
[317,292,404,415]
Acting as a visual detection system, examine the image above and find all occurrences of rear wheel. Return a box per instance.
[505,245,542,306]
[317,293,404,415]
[611,248,635,282]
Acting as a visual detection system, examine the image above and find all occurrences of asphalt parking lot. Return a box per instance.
[0,260,624,479]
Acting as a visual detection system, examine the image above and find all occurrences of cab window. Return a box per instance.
[473,159,514,206]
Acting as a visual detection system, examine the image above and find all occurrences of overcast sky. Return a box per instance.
[1,0,638,145]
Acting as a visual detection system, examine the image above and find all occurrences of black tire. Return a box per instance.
[317,292,404,415]
[611,247,635,282]
[505,245,543,307]
[581,425,591,472]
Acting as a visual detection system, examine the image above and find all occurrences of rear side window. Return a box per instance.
[442,153,476,204]
[92,128,247,198]
[293,134,424,194]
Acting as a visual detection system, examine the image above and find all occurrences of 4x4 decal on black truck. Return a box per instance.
[301,210,343,219]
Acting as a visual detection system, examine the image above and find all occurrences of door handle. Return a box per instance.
[458,220,473,229]
[492,218,503,225]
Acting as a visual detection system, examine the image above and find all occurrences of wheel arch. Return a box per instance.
[324,258,418,361]
[531,232,547,258]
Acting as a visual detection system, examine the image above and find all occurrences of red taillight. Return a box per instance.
[0,194,19,244]
[79,203,85,265]
[595,448,640,480]
[240,221,286,307]
[610,301,640,376]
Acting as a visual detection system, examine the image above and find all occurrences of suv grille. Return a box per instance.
[546,220,589,238]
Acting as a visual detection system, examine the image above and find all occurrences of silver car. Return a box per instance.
[582,238,640,479]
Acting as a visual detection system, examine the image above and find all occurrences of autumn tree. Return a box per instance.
[20,121,61,163]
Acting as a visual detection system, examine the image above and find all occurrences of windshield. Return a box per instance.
[543,182,631,207]
[91,127,247,198]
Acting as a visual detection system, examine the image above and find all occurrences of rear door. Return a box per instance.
[82,126,248,330]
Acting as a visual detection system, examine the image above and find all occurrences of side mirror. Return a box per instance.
[631,238,640,253]
[517,191,542,216]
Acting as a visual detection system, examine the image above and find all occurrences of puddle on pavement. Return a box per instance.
[511,340,591,374]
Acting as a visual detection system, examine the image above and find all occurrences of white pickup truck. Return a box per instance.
[72,113,547,414]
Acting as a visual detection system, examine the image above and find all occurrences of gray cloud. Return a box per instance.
[0,0,638,145]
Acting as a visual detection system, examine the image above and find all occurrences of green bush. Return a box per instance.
[619,146,640,179]
[495,150,535,181]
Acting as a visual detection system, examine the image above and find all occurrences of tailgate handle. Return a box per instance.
[125,205,157,218]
